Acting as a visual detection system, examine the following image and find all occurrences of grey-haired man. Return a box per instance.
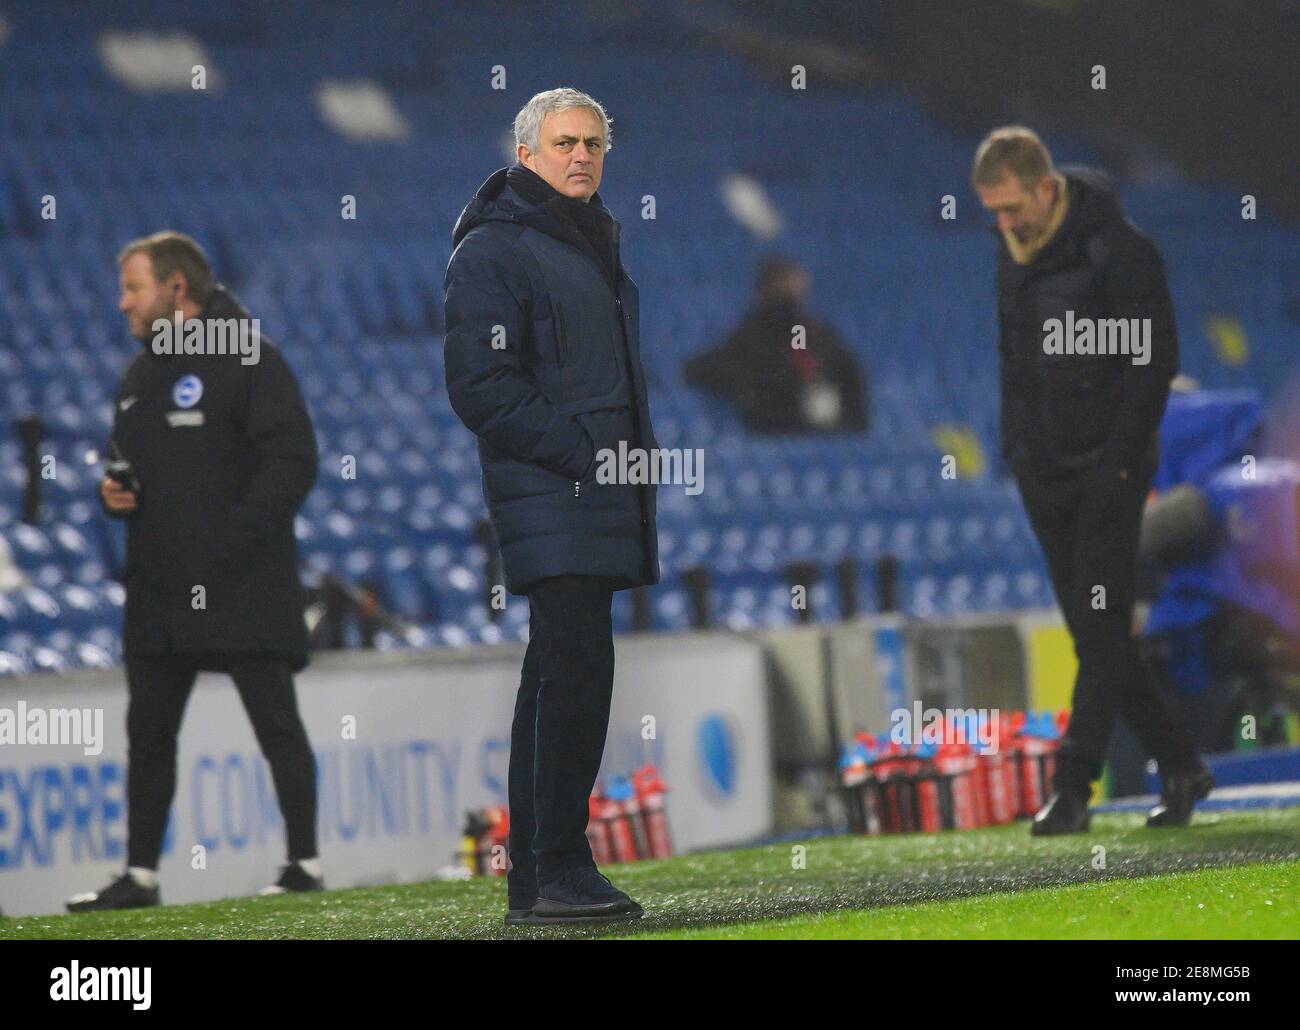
[444,89,659,924]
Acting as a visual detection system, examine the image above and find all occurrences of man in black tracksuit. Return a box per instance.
[444,89,658,925]
[972,127,1213,835]
[67,231,322,910]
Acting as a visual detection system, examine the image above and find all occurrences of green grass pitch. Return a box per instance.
[3,808,1297,940]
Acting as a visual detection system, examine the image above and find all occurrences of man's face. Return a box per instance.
[778,269,811,305]
[975,172,1058,246]
[518,106,606,201]
[117,252,175,341]
[761,268,811,306]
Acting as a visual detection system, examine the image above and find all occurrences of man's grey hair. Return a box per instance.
[513,87,613,154]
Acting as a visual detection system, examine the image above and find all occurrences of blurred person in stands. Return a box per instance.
[684,256,869,434]
[973,127,1212,835]
[67,232,322,911]
[444,88,658,926]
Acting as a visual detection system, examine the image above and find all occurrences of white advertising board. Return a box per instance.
[0,632,770,917]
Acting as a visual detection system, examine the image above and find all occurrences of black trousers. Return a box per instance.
[124,653,318,869]
[507,576,616,899]
[1015,458,1200,791]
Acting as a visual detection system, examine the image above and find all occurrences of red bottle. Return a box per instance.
[871,741,911,833]
[906,743,945,833]
[632,766,673,858]
[979,714,1018,826]
[611,776,650,861]
[594,785,639,863]
[1018,719,1054,815]
[481,806,511,877]
[586,792,613,866]
[934,742,979,830]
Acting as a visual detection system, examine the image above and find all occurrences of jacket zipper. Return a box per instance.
[613,290,651,529]
[552,302,571,365]
[570,298,623,504]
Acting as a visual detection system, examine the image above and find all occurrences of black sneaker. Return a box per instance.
[258,862,324,895]
[504,893,538,927]
[66,873,160,913]
[533,866,643,924]
[1147,766,1215,827]
[1030,784,1092,836]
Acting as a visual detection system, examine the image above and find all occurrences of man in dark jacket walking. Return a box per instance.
[444,88,658,925]
[973,127,1213,835]
[67,231,322,910]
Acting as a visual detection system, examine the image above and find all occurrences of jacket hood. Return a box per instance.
[451,166,611,248]
[200,283,252,321]
[139,283,252,354]
[993,164,1124,266]
[1059,163,1123,235]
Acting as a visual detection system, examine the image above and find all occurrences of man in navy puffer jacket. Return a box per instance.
[444,88,658,926]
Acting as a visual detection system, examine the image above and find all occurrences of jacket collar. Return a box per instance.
[454,166,621,292]
[1002,173,1070,266]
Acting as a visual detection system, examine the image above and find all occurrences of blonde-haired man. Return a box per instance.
[973,127,1212,835]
